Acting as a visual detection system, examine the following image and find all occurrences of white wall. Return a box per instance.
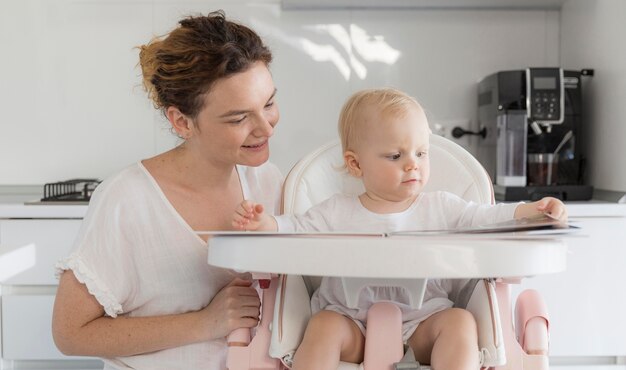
[561,0,626,192]
[0,0,560,185]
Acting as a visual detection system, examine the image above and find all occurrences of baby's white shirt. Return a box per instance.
[275,192,519,340]
[56,161,282,370]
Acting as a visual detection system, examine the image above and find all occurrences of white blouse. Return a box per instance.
[56,162,283,370]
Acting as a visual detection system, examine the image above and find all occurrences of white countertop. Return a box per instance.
[0,204,88,219]
[0,193,88,219]
[564,202,626,217]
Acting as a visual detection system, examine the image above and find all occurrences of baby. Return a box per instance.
[232,88,567,370]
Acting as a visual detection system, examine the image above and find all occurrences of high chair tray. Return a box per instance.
[207,234,567,279]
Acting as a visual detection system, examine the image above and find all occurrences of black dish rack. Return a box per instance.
[41,179,101,202]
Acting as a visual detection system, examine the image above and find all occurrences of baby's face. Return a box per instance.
[352,105,431,205]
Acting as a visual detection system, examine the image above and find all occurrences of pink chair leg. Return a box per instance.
[363,302,404,370]
[494,283,549,370]
[227,276,282,370]
[522,318,549,356]
[515,289,549,356]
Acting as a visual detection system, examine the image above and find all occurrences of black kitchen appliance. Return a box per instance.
[474,68,593,201]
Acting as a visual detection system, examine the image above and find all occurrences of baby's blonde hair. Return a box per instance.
[338,88,423,153]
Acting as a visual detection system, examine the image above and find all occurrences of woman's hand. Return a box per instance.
[198,278,261,341]
[232,200,277,231]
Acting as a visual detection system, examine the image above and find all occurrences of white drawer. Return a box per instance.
[0,220,82,285]
[1,295,93,361]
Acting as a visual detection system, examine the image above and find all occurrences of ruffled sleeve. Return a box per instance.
[55,170,140,318]
[55,253,123,317]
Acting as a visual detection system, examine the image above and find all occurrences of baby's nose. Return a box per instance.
[404,160,418,171]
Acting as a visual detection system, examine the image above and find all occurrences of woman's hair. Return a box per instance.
[338,88,422,152]
[138,10,272,118]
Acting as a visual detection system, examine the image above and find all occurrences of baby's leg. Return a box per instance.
[407,308,479,370]
[292,310,365,370]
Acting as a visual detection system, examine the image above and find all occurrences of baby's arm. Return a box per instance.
[514,196,568,222]
[232,200,278,231]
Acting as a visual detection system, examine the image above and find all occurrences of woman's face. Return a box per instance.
[189,61,279,168]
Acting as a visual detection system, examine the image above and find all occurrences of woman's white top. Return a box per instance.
[275,192,519,340]
[56,162,282,370]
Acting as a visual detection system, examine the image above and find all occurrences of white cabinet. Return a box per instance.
[0,215,102,369]
[512,204,626,366]
[3,295,65,360]
[0,220,82,285]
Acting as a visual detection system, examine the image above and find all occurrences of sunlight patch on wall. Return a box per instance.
[251,18,400,81]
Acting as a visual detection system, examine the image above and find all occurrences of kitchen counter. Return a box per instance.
[565,202,626,217]
[0,203,88,219]
[1,185,625,219]
[0,187,88,219]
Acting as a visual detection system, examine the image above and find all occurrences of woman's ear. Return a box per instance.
[344,150,362,177]
[166,106,193,139]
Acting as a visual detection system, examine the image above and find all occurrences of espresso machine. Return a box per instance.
[472,67,593,201]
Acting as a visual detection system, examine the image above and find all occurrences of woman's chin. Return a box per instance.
[240,152,270,167]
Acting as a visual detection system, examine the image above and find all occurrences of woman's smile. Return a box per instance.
[242,140,268,152]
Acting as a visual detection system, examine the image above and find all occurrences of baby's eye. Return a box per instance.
[386,153,401,160]
[417,151,427,158]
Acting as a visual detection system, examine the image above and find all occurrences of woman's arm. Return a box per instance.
[52,270,260,357]
[513,196,568,222]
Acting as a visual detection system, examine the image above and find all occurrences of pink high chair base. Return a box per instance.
[210,135,564,370]
[213,240,559,370]
[225,274,287,370]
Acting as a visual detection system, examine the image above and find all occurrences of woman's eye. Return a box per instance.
[265,101,275,109]
[230,116,246,124]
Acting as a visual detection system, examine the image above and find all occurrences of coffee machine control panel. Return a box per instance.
[526,68,564,126]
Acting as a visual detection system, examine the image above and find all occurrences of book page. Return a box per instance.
[390,214,579,236]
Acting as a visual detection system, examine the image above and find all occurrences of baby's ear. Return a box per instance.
[344,150,362,177]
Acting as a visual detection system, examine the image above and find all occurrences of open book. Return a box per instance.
[391,213,579,236]
[198,214,580,238]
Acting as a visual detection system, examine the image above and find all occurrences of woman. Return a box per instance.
[52,10,283,369]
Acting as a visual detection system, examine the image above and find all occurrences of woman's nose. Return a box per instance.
[254,116,274,137]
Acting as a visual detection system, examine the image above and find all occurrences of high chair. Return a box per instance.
[213,134,558,370]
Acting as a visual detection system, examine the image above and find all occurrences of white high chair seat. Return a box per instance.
[270,134,503,369]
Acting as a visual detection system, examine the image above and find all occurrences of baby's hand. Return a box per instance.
[535,197,568,222]
[232,200,265,231]
[232,200,278,231]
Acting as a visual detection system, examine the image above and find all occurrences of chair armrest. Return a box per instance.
[269,275,312,367]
